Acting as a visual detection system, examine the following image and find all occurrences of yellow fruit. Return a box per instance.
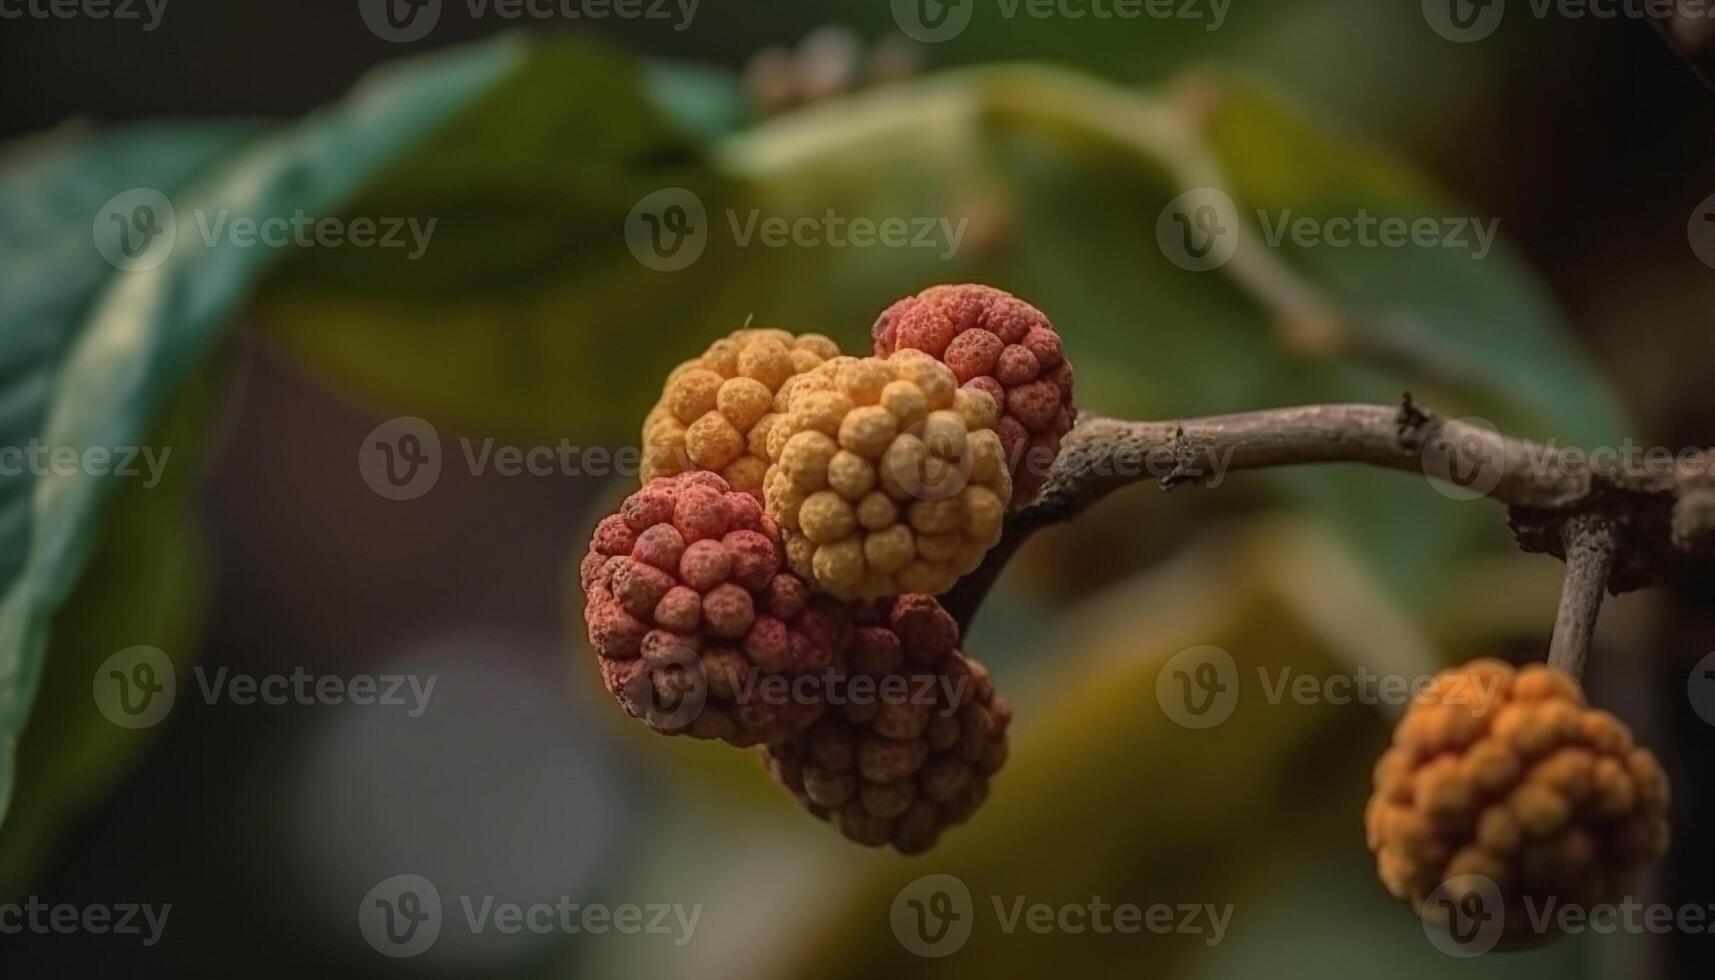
[762,353,1012,599]
[641,328,840,497]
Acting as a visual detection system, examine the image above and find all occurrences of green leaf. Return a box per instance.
[0,376,217,892]
[256,36,741,435]
[0,34,528,828]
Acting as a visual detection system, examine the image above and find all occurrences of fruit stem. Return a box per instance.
[1547,516,1617,681]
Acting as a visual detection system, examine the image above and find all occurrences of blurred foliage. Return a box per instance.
[0,379,217,893]
[0,36,527,829]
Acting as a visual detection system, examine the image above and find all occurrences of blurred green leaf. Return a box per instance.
[0,34,528,829]
[0,378,217,893]
[256,36,744,435]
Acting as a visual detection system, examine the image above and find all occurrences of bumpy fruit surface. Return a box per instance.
[580,473,851,747]
[762,351,1012,599]
[1366,659,1671,944]
[642,328,842,497]
[873,284,1074,506]
[765,596,1010,854]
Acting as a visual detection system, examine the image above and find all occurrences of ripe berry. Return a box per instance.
[581,472,851,746]
[643,328,842,498]
[764,595,1010,854]
[873,284,1075,506]
[762,352,1012,599]
[1367,659,1671,944]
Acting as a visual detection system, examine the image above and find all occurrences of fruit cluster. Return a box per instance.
[580,285,1068,852]
[1367,659,1671,944]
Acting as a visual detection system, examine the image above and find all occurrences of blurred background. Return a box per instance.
[2,1,1714,976]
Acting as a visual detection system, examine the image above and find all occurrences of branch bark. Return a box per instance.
[1547,516,1617,680]
[945,396,1714,631]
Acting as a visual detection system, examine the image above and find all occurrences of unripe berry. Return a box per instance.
[873,284,1075,506]
[581,473,851,746]
[1367,659,1671,945]
[764,595,1010,854]
[762,352,1012,599]
[643,328,842,498]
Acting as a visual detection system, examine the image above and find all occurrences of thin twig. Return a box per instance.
[946,397,1712,631]
[1548,517,1618,680]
